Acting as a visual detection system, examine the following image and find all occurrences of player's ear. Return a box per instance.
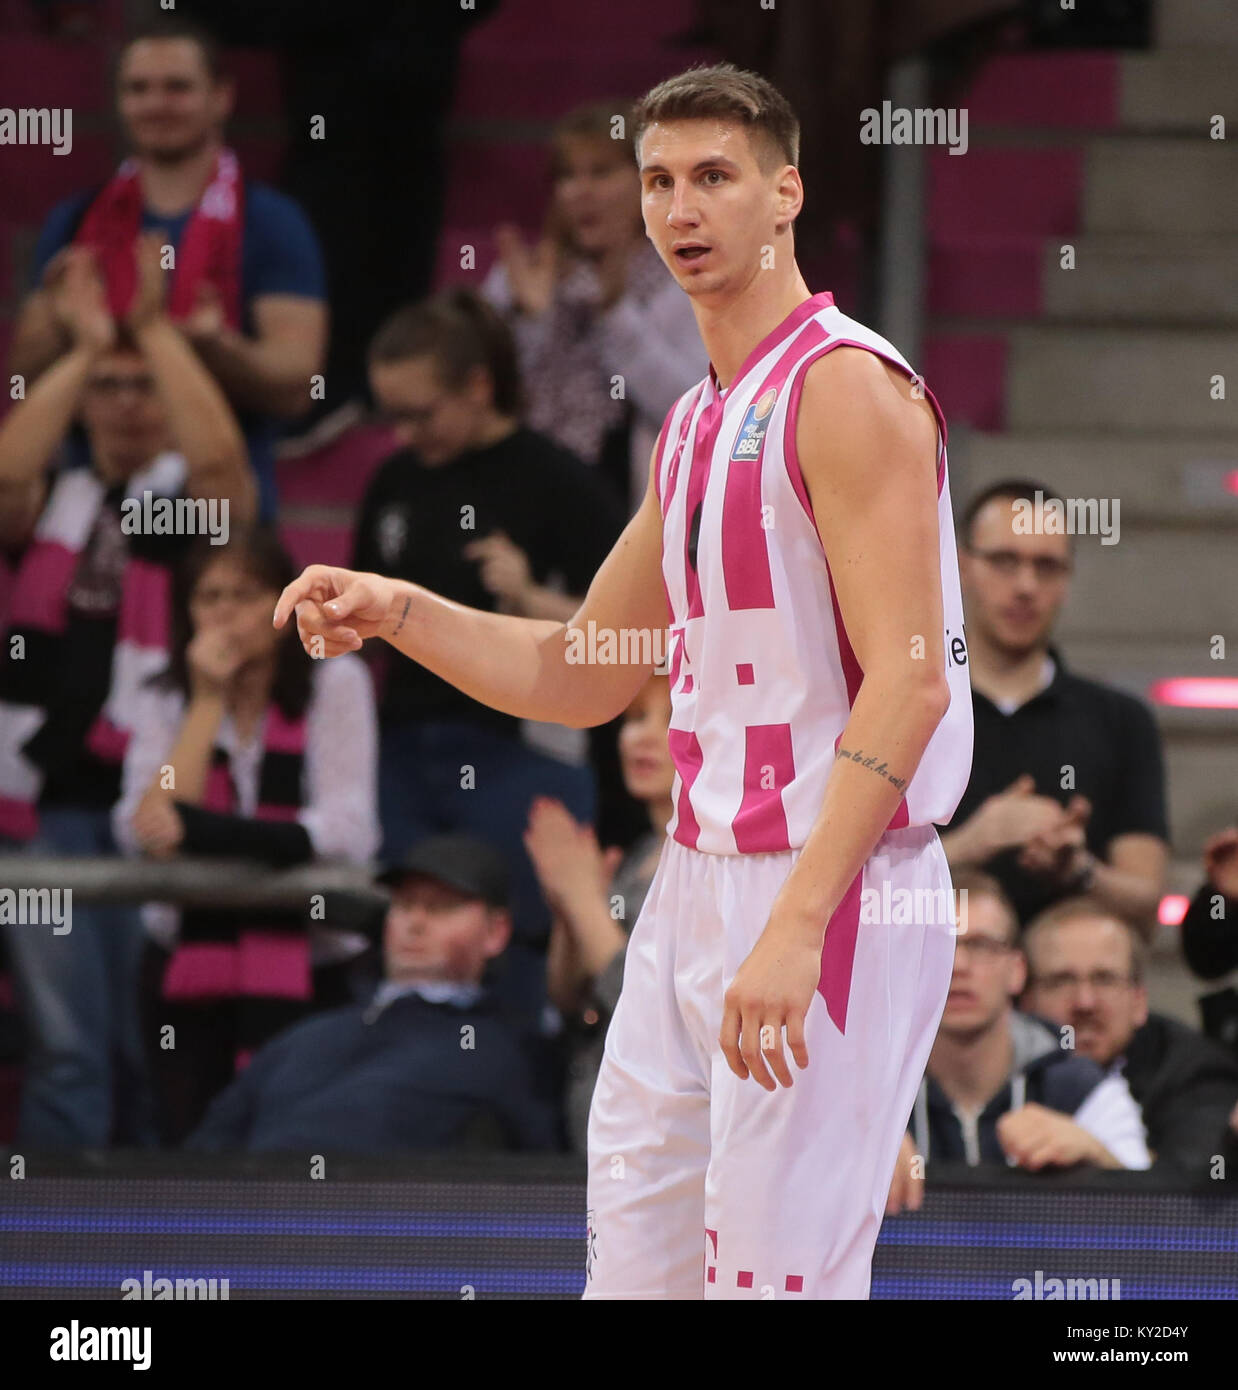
[773,165,803,231]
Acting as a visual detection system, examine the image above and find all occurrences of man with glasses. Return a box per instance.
[888,872,1148,1204]
[1022,897,1238,1182]
[940,479,1168,940]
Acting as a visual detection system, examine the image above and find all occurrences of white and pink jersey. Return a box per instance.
[655,290,974,856]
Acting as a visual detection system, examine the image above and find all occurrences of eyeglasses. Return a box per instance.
[954,936,1012,959]
[87,375,156,397]
[965,547,1071,582]
[1031,971,1136,996]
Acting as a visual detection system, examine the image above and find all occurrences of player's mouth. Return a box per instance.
[672,242,712,263]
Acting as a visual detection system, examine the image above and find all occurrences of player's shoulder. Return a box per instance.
[796,344,921,440]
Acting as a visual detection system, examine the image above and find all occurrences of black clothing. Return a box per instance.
[352,426,623,731]
[1121,1012,1238,1181]
[948,646,1168,924]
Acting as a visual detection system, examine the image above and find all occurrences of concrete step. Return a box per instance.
[1038,526,1236,641]
[1119,50,1237,132]
[1005,326,1238,433]
[1039,235,1238,324]
[1051,636,1238,703]
[960,49,1232,135]
[1157,0,1238,47]
[931,234,1238,324]
[1161,734,1238,854]
[1084,137,1238,234]
[950,429,1238,522]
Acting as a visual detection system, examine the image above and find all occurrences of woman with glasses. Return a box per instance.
[112,527,379,1143]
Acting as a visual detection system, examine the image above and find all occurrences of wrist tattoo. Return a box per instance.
[836,745,908,793]
[391,596,411,638]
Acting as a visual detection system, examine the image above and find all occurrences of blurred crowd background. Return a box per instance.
[0,0,1236,1190]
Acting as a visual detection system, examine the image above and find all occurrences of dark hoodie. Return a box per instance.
[910,1011,1150,1169]
[1119,1012,1238,1181]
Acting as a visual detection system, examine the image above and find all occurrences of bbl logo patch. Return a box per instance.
[730,386,778,462]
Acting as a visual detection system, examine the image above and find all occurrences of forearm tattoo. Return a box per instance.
[836,745,908,793]
[390,596,411,638]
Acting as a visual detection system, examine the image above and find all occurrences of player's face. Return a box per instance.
[618,677,674,802]
[118,40,231,162]
[1021,919,1147,1066]
[384,874,510,984]
[189,557,282,665]
[638,118,796,300]
[370,357,487,467]
[959,500,1071,658]
[553,135,642,255]
[939,893,1024,1035]
[80,349,172,480]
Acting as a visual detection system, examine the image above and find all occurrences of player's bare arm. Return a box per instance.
[273,442,670,730]
[720,349,949,1090]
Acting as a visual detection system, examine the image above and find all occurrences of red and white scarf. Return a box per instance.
[75,147,244,329]
[160,704,312,1070]
[0,457,182,840]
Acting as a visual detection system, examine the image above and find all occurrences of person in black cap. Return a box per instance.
[186,833,560,1153]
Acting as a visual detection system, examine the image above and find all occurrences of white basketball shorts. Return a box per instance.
[582,823,956,1299]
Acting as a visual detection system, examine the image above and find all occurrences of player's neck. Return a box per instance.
[968,630,1053,707]
[695,266,813,391]
[927,1015,1015,1113]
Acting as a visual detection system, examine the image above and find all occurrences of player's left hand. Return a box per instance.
[720,916,822,1090]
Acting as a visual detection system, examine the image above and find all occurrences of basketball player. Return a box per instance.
[274,63,973,1299]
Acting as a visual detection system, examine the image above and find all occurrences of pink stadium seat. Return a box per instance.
[278,522,355,574]
[274,422,397,509]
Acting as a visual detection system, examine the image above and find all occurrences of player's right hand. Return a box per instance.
[273,565,399,658]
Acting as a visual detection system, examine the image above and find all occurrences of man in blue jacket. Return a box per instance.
[187,834,559,1153]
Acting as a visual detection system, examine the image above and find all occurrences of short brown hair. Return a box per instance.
[119,18,225,84]
[369,288,524,418]
[630,62,799,174]
[951,869,1018,944]
[1022,897,1147,985]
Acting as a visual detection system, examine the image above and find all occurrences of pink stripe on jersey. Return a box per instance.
[720,450,774,610]
[720,323,828,611]
[680,400,729,621]
[668,728,704,849]
[731,722,794,852]
[668,626,684,692]
[818,863,863,1032]
[661,384,705,522]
